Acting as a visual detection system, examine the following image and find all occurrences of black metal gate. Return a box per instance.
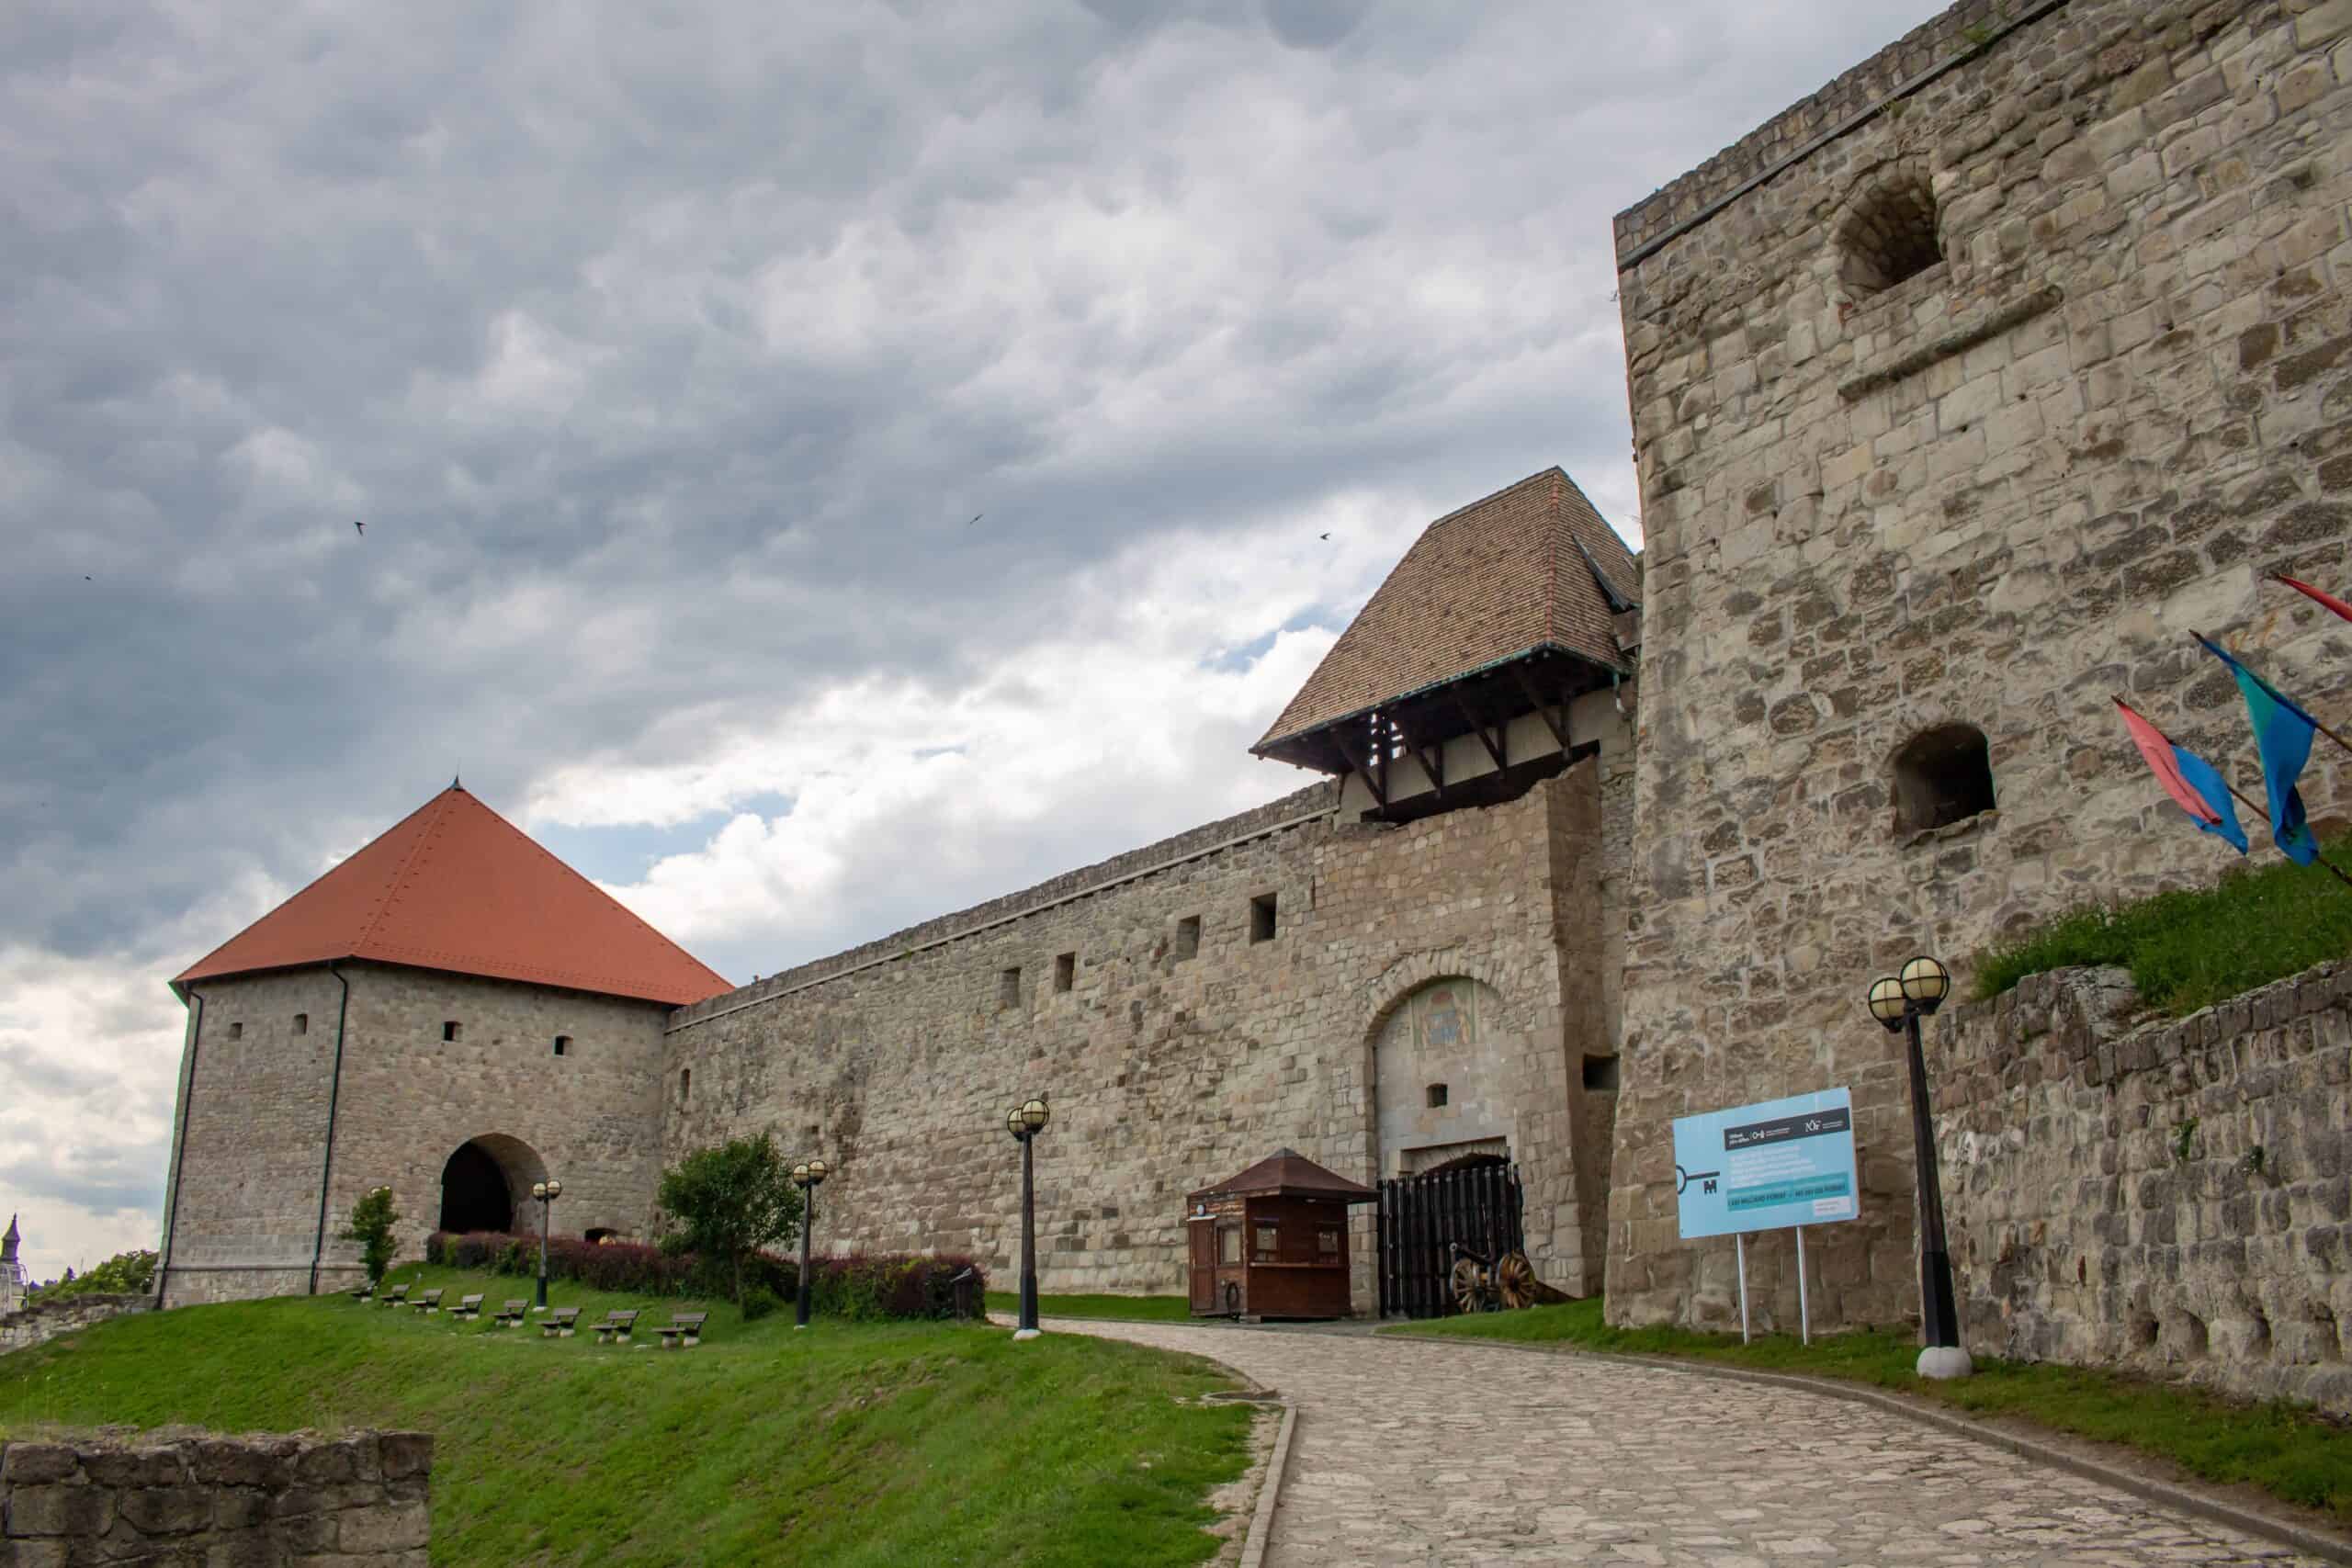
[1375,1157,1525,1318]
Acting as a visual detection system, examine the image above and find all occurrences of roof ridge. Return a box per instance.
[351,789,454,953]
[1422,466,1561,534]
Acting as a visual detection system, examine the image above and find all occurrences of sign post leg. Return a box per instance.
[1735,1233,1750,1345]
[1795,1224,1811,1347]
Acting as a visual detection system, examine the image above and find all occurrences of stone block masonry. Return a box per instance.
[1610,0,2352,1330]
[667,761,1629,1305]
[0,1428,431,1565]
[1939,960,2352,1412]
[0,1294,152,1356]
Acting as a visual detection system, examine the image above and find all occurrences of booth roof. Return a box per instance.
[1189,1147,1375,1203]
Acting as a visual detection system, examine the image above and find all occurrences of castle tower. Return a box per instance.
[160,783,729,1306]
[0,1214,25,1313]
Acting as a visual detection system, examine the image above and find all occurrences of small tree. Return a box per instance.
[339,1186,402,1292]
[34,1249,154,1300]
[656,1133,803,1303]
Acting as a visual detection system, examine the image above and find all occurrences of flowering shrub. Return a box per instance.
[423,1231,984,1319]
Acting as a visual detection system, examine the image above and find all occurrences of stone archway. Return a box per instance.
[1367,975,1518,1179]
[437,1134,548,1235]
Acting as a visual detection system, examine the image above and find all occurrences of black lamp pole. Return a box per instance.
[1869,956,1966,1372]
[531,1178,561,1310]
[792,1158,828,1330]
[1007,1096,1051,1339]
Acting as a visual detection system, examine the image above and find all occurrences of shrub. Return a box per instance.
[340,1187,401,1291]
[31,1248,156,1301]
[420,1231,983,1320]
[655,1133,804,1302]
[740,1285,781,1323]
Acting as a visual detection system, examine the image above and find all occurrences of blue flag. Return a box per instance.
[2115,699,2249,853]
[2196,635,2320,864]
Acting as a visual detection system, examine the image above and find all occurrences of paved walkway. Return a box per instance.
[1054,1318,2325,1567]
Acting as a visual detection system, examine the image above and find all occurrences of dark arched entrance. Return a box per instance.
[438,1134,547,1235]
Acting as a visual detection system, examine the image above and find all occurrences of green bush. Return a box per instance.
[655,1133,804,1303]
[339,1187,402,1292]
[1972,834,2352,1016]
[32,1249,156,1301]
[739,1285,781,1322]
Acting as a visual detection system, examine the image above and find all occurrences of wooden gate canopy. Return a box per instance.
[1185,1148,1374,1321]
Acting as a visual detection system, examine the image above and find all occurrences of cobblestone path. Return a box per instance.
[1055,1319,2324,1567]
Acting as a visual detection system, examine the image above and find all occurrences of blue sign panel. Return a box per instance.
[1672,1088,1859,1240]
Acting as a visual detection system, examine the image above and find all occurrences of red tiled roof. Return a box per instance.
[1193,1147,1375,1202]
[1254,468,1637,754]
[173,784,731,1008]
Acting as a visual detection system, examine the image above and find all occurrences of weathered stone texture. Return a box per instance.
[1610,0,2352,1328]
[0,1428,430,1565]
[0,1293,151,1355]
[667,762,1625,1304]
[161,963,669,1304]
[1940,960,2352,1411]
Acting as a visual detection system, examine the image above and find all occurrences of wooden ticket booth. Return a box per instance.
[1185,1148,1374,1320]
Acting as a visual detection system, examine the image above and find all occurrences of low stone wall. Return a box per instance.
[1938,962,2352,1411]
[0,1292,153,1354]
[1,1428,432,1564]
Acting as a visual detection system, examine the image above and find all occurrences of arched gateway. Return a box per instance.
[438,1134,548,1235]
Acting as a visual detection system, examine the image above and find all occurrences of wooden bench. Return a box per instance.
[652,1312,708,1350]
[413,1288,446,1314]
[539,1307,581,1339]
[592,1310,639,1345]
[448,1293,485,1320]
[348,1285,372,1303]
[379,1284,410,1309]
[488,1299,528,1328]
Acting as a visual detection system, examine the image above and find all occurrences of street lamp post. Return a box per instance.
[1868,954,1971,1379]
[530,1178,562,1311]
[1006,1096,1051,1340]
[791,1157,830,1330]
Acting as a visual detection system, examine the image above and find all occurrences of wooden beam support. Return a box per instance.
[1392,714,1446,798]
[1452,692,1508,773]
[1510,663,1571,752]
[1328,723,1388,808]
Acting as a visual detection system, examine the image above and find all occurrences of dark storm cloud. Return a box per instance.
[4,0,1948,977]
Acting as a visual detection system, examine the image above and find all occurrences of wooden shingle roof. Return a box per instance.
[172,784,731,1008]
[1192,1148,1375,1202]
[1253,468,1637,758]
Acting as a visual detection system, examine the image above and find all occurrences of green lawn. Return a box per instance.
[985,1292,1194,1323]
[1390,1299,2352,1520]
[1971,832,2352,1014]
[0,1265,1254,1567]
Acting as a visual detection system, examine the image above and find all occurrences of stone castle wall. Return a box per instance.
[1608,0,2352,1328]
[665,761,1627,1304]
[162,963,670,1305]
[1,1429,431,1565]
[1939,961,2352,1412]
[0,1293,153,1356]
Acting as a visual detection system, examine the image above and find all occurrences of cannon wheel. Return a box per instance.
[1496,1250,1538,1311]
[1449,1257,1487,1315]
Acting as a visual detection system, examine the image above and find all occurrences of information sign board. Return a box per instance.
[1672,1088,1859,1240]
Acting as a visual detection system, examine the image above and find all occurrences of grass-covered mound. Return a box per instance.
[1971,832,2352,1015]
[1389,1298,2352,1520]
[0,1265,1253,1567]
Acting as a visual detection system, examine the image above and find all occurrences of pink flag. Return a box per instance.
[2278,574,2352,625]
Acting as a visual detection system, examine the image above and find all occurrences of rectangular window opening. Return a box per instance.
[291,1012,308,1036]
[679,1068,691,1101]
[1218,1227,1240,1265]
[1582,1055,1621,1091]
[442,1021,461,1043]
[1426,1082,1449,1109]
[1253,1223,1278,1259]
[553,1035,571,1057]
[227,1021,243,1041]
[1175,915,1201,962]
[1317,1227,1341,1256]
[1054,953,1076,992]
[1249,892,1277,943]
[1000,966,1022,1009]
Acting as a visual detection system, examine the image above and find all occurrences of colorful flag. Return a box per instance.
[2278,574,2352,625]
[2194,635,2320,864]
[2112,699,2247,853]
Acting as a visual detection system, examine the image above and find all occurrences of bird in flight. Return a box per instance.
[967,513,983,526]
[354,520,365,536]
[1319,532,1331,540]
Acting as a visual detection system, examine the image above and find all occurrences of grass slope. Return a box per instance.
[1392,1299,2352,1520]
[1971,832,2352,1014]
[0,1265,1252,1567]
[984,1292,1193,1323]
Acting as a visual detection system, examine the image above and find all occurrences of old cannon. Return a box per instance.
[1446,1241,1567,1314]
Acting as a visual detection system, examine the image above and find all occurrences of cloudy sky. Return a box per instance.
[1,0,1944,1284]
